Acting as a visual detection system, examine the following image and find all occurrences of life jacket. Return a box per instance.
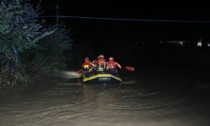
[107,61,121,69]
[94,58,106,71]
[82,61,93,70]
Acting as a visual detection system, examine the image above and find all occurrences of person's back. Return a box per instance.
[93,54,107,73]
[82,57,93,76]
[98,57,106,72]
[107,57,121,75]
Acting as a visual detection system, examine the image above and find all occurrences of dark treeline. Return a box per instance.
[0,0,72,90]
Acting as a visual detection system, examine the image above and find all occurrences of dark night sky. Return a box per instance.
[31,1,210,53]
[34,1,210,20]
[28,1,210,68]
[32,1,210,40]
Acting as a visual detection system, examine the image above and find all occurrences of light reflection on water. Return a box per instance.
[0,78,210,126]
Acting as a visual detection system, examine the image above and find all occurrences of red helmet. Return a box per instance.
[109,57,114,61]
[85,57,89,61]
[98,54,104,59]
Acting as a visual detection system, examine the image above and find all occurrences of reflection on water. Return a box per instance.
[0,78,210,126]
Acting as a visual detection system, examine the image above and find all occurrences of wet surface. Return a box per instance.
[0,66,210,126]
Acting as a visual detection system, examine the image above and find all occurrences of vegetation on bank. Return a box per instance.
[0,0,72,89]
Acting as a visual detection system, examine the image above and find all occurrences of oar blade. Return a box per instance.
[124,66,135,71]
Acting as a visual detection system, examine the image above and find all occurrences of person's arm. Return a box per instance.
[106,62,109,70]
[90,62,94,67]
[116,62,122,69]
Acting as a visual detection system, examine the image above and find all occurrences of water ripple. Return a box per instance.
[0,80,210,126]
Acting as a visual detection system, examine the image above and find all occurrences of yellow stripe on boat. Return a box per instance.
[83,74,122,82]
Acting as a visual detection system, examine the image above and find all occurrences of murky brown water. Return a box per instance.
[0,70,210,126]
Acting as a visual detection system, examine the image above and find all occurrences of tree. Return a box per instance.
[0,0,70,88]
[0,0,56,68]
[21,24,72,75]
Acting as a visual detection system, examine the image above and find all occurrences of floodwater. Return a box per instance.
[0,66,210,126]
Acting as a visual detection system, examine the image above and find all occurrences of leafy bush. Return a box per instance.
[0,0,72,89]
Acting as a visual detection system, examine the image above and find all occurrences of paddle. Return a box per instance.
[124,66,135,71]
[77,66,135,73]
[77,69,83,74]
[55,66,134,80]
